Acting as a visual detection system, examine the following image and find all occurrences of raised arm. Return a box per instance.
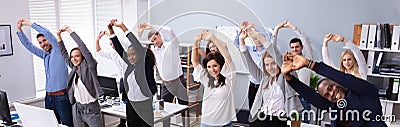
[115,20,153,97]
[21,19,60,51]
[321,34,336,68]
[203,30,232,65]
[291,54,378,97]
[95,31,120,61]
[281,52,331,109]
[247,28,282,67]
[62,25,97,67]
[273,21,286,39]
[235,21,273,48]
[95,31,105,52]
[16,19,46,58]
[333,34,368,79]
[56,28,74,68]
[238,29,264,81]
[286,21,314,59]
[138,22,152,38]
[107,22,124,58]
[112,20,146,60]
[191,32,202,68]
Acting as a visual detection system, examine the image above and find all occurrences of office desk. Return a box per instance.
[101,102,189,127]
[0,121,67,127]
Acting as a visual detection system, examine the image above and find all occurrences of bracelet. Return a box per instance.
[307,60,313,69]
[192,47,199,50]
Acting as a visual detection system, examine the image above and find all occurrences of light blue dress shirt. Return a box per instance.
[233,26,272,84]
[17,23,68,92]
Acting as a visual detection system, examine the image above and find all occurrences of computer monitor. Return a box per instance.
[97,76,119,97]
[0,90,16,126]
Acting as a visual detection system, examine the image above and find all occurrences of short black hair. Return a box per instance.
[36,33,44,39]
[289,38,303,47]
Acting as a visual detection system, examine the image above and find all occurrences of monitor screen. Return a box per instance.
[97,76,119,97]
[0,90,13,125]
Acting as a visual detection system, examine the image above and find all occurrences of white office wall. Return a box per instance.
[148,0,400,110]
[0,0,36,102]
[149,0,400,64]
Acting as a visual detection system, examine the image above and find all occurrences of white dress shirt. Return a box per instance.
[73,76,97,104]
[260,82,286,116]
[151,26,183,81]
[322,42,368,79]
[125,68,149,102]
[193,62,237,126]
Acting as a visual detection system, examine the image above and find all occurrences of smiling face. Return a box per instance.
[342,53,355,71]
[208,42,218,54]
[290,41,303,56]
[263,57,279,76]
[317,79,346,103]
[250,36,263,48]
[70,49,82,66]
[37,36,52,52]
[127,47,137,64]
[149,33,163,47]
[206,59,221,78]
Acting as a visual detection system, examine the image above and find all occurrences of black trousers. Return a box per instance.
[161,75,188,105]
[248,82,259,109]
[126,100,151,127]
[250,115,287,127]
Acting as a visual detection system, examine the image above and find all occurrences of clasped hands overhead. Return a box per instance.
[281,51,310,75]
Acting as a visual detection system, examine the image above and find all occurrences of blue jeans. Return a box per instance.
[299,97,311,123]
[45,92,73,127]
[200,122,232,127]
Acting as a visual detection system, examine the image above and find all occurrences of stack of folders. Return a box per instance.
[379,60,400,76]
[386,79,399,101]
[357,24,400,50]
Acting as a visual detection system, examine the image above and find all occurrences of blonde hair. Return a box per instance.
[339,50,361,78]
[261,51,280,89]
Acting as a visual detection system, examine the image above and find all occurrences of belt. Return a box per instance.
[47,89,67,96]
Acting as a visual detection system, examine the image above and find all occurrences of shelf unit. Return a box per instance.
[180,43,201,126]
[353,24,400,126]
[144,42,201,126]
[368,73,400,79]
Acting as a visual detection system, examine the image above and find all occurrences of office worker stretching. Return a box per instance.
[239,27,303,127]
[192,30,237,127]
[274,20,314,123]
[57,26,104,127]
[322,34,368,80]
[108,20,157,127]
[138,23,188,105]
[281,53,386,127]
[234,21,272,110]
[95,30,127,127]
[16,19,73,127]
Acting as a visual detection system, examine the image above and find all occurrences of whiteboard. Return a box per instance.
[216,26,251,73]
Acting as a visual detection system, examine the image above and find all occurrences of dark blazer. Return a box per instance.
[110,32,157,98]
[287,62,386,127]
[59,32,104,104]
[111,32,156,126]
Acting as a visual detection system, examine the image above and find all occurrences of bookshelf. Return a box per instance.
[353,24,400,126]
[179,43,201,126]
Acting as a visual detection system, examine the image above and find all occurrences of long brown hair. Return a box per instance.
[261,51,280,89]
[339,50,361,78]
[202,52,226,88]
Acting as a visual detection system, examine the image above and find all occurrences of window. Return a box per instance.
[28,0,123,92]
